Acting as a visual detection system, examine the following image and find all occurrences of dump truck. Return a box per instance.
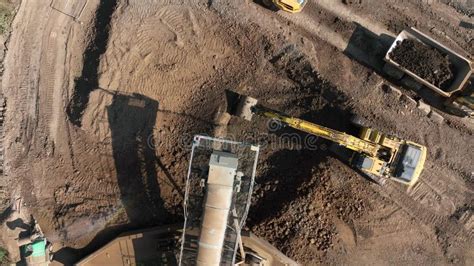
[231,94,427,187]
[262,0,307,13]
[383,27,473,118]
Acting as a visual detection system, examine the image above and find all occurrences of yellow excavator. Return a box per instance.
[232,94,427,187]
[262,0,307,13]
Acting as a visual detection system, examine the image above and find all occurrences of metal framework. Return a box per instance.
[179,135,259,265]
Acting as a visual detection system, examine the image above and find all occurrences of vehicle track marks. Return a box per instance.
[375,181,472,246]
[409,179,455,216]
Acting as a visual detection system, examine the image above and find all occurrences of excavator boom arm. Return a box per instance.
[261,110,380,156]
[231,95,426,185]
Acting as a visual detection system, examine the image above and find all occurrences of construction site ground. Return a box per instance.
[0,0,473,264]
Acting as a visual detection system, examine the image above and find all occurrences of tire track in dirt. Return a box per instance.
[354,212,410,236]
[41,32,58,135]
[99,4,230,111]
[421,163,473,207]
[277,7,348,51]
[316,0,393,37]
[409,179,455,216]
[2,0,51,158]
[374,180,472,247]
[40,17,71,146]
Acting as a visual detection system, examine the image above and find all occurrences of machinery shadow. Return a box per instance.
[6,218,30,231]
[66,0,118,126]
[253,0,279,12]
[248,98,355,226]
[55,92,179,265]
[0,205,13,224]
[107,93,171,227]
[248,148,329,226]
[53,224,133,264]
[459,21,473,30]
[344,23,449,113]
[300,103,392,186]
[344,23,395,75]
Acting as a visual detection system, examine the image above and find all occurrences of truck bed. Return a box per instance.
[384,27,472,97]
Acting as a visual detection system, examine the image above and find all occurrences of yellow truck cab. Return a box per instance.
[265,0,307,13]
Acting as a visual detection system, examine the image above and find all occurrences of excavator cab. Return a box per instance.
[391,142,426,186]
[351,142,426,186]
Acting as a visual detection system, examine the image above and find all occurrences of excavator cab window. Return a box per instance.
[352,154,374,171]
[394,144,423,182]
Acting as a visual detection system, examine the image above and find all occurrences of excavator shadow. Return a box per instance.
[248,100,358,225]
[106,93,172,227]
[55,92,182,265]
[66,0,118,126]
[299,105,382,186]
[248,148,330,227]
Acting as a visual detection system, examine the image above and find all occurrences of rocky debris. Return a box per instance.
[417,100,431,115]
[400,94,417,108]
[249,155,369,263]
[389,39,455,91]
[429,110,445,123]
[382,84,403,98]
[312,228,333,251]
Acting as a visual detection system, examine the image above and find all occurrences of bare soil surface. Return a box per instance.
[390,39,455,90]
[0,0,472,264]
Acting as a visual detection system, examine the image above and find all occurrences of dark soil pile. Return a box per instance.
[390,39,455,91]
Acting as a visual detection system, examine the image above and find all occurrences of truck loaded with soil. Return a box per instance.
[389,39,455,91]
[384,28,473,119]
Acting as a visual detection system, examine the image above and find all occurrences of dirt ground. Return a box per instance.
[0,0,473,264]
